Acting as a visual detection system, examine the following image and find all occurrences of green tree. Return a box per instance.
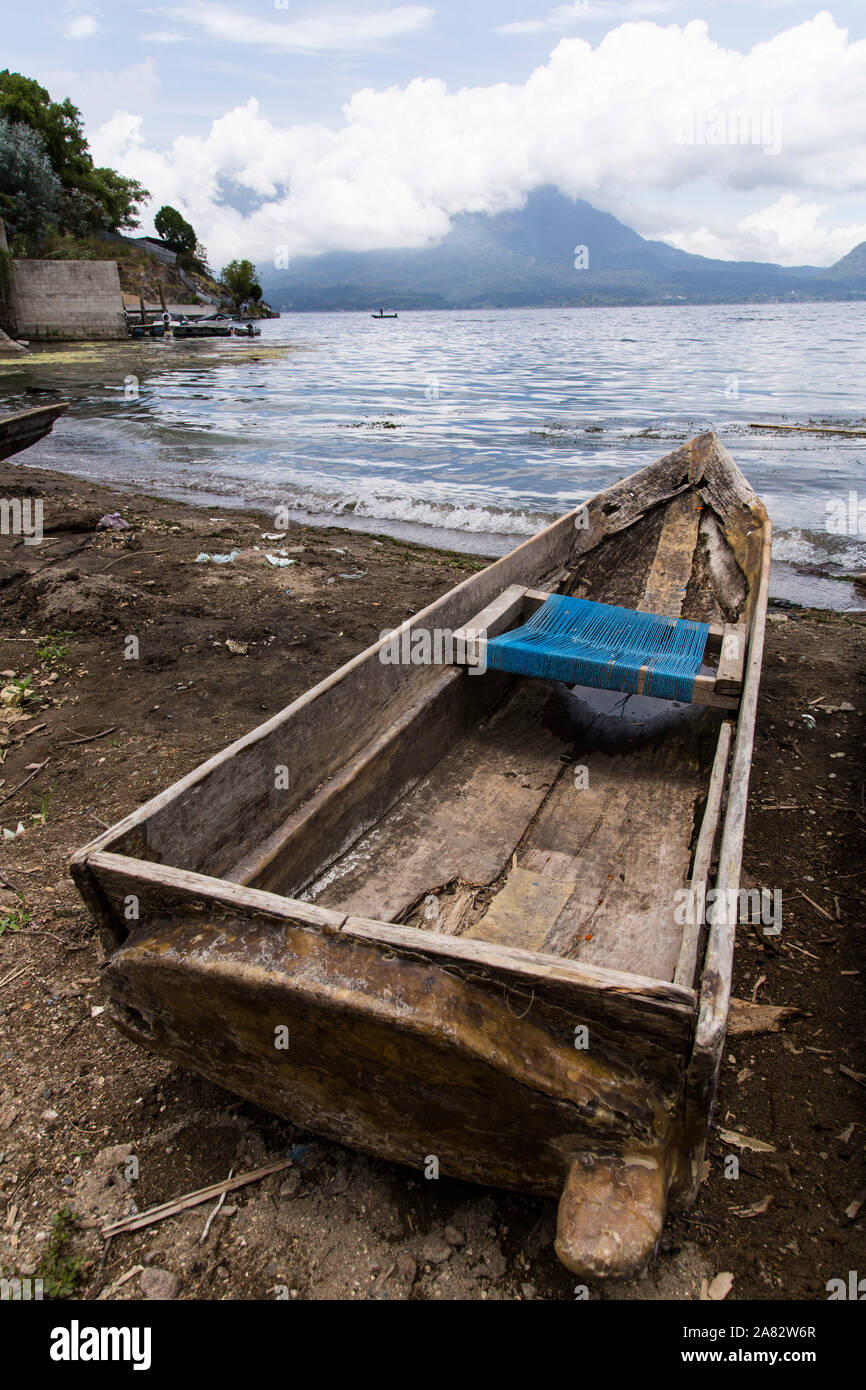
[154,204,197,256]
[190,239,211,276]
[91,168,149,232]
[0,117,62,251]
[0,70,148,235]
[0,71,91,191]
[220,258,261,309]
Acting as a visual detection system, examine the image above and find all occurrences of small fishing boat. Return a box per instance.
[171,315,234,339]
[371,307,398,319]
[71,432,771,1280]
[0,402,69,462]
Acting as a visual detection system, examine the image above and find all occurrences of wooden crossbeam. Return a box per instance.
[715,624,748,696]
[452,585,528,666]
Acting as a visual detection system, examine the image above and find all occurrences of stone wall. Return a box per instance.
[9,260,127,341]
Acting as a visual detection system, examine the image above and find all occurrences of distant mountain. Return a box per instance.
[822,240,866,283]
[261,189,866,311]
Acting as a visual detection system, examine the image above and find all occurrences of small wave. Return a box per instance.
[773,527,866,570]
[262,481,553,538]
[68,459,560,542]
[347,492,547,536]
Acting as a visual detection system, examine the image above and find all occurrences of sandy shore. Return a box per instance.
[0,462,864,1301]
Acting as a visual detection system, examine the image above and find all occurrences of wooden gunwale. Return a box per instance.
[80,850,698,1038]
[678,516,772,1200]
[700,518,773,1024]
[673,719,734,988]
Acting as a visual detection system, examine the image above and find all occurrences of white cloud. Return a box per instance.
[497,1,682,35]
[91,14,866,268]
[151,2,435,52]
[140,29,189,44]
[666,195,866,266]
[65,12,100,39]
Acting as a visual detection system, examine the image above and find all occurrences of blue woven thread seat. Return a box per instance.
[485,595,709,703]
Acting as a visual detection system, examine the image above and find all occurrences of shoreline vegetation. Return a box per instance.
[0,461,864,1300]
[0,70,277,333]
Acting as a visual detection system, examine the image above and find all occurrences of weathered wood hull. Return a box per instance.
[0,402,69,462]
[71,432,771,1281]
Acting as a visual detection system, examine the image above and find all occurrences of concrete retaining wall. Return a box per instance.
[10,260,127,341]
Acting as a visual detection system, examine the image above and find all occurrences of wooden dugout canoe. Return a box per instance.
[0,402,69,462]
[71,431,771,1281]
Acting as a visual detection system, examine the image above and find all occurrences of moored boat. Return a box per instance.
[71,431,771,1280]
[170,314,235,339]
[0,402,70,462]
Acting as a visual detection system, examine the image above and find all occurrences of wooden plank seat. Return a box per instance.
[453,586,745,709]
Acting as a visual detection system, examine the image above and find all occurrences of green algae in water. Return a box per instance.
[1,342,296,372]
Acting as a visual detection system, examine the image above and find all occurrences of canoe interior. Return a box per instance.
[303,685,721,982]
[86,433,766,990]
[253,492,739,983]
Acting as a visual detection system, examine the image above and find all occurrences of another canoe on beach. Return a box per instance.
[71,431,771,1281]
[0,402,69,462]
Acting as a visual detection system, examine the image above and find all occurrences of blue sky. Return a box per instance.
[5,3,866,267]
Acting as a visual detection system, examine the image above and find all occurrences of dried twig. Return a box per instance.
[0,757,50,809]
[57,727,116,748]
[796,888,834,922]
[784,941,820,960]
[84,1236,114,1301]
[0,964,28,989]
[102,1159,290,1238]
[201,1168,234,1243]
[13,722,47,745]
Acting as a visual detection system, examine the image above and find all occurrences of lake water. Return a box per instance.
[4,302,866,608]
